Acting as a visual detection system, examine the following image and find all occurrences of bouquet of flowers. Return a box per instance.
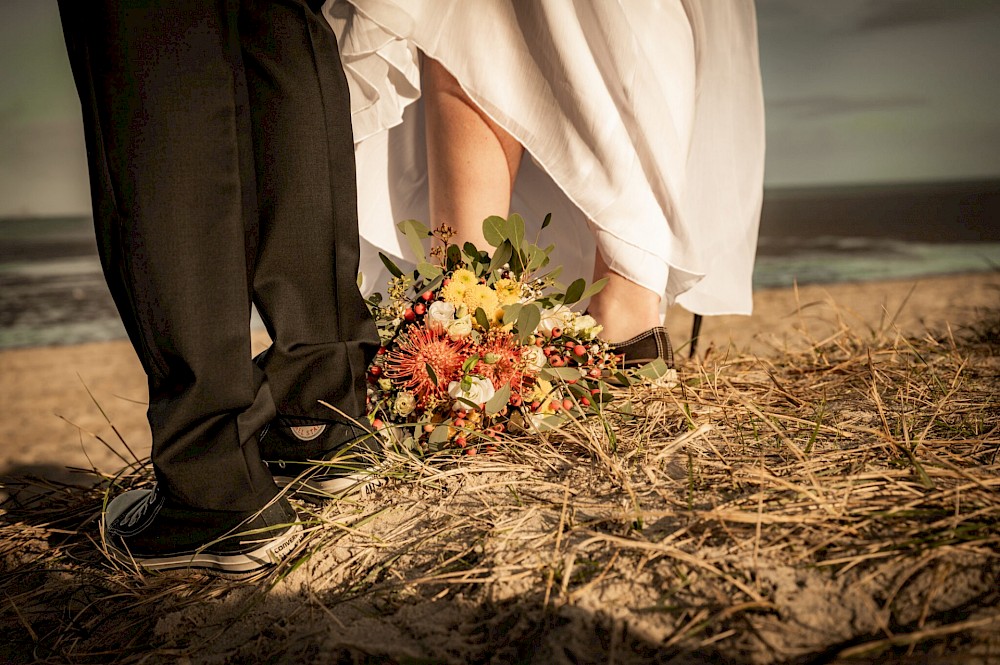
[365,214,659,454]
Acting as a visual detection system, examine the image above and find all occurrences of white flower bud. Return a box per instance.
[426,300,456,333]
[448,376,497,409]
[393,391,417,416]
[446,314,473,340]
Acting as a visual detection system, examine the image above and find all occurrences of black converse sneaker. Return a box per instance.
[103,485,303,574]
[260,420,387,500]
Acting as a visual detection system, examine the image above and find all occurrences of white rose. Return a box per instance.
[537,305,573,336]
[446,314,473,340]
[571,314,598,335]
[523,345,547,372]
[448,377,497,409]
[393,391,416,416]
[426,300,456,333]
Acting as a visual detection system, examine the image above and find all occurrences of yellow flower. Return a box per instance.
[440,280,467,306]
[451,269,478,288]
[463,284,499,321]
[528,378,556,414]
[493,278,522,306]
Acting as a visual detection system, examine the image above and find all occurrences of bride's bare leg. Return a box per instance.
[423,57,523,247]
[423,57,661,344]
[587,251,663,343]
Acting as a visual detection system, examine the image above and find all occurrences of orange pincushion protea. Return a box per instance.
[473,329,532,397]
[384,326,469,404]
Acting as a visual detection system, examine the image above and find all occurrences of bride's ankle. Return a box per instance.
[587,304,661,344]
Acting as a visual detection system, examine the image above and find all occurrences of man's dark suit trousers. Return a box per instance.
[58,0,379,512]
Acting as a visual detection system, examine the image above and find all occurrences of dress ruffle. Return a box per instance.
[325,0,765,316]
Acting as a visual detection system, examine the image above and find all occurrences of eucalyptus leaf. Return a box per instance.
[526,244,552,271]
[540,366,583,382]
[463,241,484,263]
[462,354,480,373]
[428,425,451,445]
[563,278,586,306]
[531,414,568,432]
[457,396,479,410]
[484,382,511,415]
[635,358,673,380]
[474,307,490,330]
[487,240,513,275]
[482,216,507,247]
[425,362,439,387]
[416,261,443,281]
[446,244,462,270]
[508,213,526,253]
[508,242,525,277]
[397,218,430,236]
[515,303,541,345]
[378,252,405,278]
[398,219,430,262]
[503,303,523,325]
[581,277,609,300]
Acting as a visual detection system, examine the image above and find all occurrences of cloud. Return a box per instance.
[768,94,927,120]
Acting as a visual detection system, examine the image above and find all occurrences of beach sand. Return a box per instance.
[1,271,997,496]
[1,270,998,663]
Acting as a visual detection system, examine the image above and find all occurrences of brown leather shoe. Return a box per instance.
[608,326,674,368]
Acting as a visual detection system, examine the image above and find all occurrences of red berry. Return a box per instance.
[550,356,564,367]
[535,337,545,347]
[509,394,522,407]
[372,418,384,430]
[562,398,574,411]
[465,447,477,456]
[421,290,435,301]
[403,308,416,322]
[581,397,591,407]
[413,303,426,316]
[551,327,561,338]
[455,435,467,447]
[573,344,587,356]
[377,346,387,355]
[589,368,602,378]
[590,388,601,395]
[531,400,541,411]
[369,365,382,377]
[550,400,561,411]
[454,418,466,428]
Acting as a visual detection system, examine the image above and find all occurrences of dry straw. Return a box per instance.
[1,298,997,664]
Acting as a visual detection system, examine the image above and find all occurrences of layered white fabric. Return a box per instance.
[325,0,765,315]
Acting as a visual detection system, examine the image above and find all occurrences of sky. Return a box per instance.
[1,0,999,218]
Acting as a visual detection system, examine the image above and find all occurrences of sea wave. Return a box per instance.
[2,220,999,348]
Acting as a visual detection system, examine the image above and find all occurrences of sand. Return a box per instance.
[1,270,998,663]
[1,271,997,497]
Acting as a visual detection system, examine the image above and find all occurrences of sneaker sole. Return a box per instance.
[107,522,304,574]
[273,471,385,500]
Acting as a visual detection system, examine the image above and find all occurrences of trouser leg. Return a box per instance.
[58,0,276,512]
[241,0,379,429]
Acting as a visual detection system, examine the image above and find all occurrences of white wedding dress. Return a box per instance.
[324,0,765,316]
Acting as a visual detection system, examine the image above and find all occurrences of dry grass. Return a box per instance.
[1,306,998,664]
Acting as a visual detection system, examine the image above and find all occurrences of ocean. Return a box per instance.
[1,180,998,349]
